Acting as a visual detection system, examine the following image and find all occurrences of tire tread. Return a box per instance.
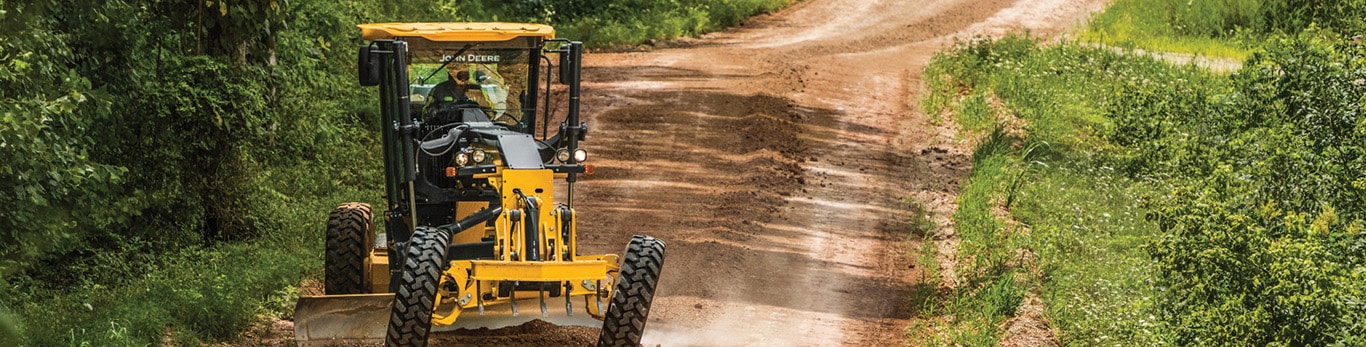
[597,235,666,347]
[325,202,374,294]
[385,227,449,347]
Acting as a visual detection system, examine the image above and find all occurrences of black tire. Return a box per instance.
[325,202,375,294]
[598,235,667,347]
[386,227,450,347]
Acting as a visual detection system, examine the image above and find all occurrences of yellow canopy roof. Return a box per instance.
[358,22,555,42]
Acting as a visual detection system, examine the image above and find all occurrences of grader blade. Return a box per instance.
[293,294,393,345]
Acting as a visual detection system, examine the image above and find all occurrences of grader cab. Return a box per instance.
[293,23,666,347]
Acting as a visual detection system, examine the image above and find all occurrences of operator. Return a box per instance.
[424,69,472,115]
[425,66,520,128]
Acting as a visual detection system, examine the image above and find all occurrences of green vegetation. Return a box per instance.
[447,0,794,47]
[917,35,1197,345]
[0,0,794,345]
[1084,0,1366,59]
[932,135,1026,346]
[919,0,1366,345]
[0,0,397,344]
[1134,34,1366,345]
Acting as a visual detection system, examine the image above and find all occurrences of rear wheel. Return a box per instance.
[597,235,666,347]
[325,202,374,294]
[386,227,450,347]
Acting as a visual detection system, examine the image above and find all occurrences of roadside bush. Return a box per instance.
[1261,0,1366,36]
[1102,66,1234,177]
[1115,33,1366,346]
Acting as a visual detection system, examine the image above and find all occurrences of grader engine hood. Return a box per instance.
[462,127,547,170]
[487,132,543,169]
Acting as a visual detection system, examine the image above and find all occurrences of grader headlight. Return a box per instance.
[471,149,488,164]
[556,148,571,163]
[556,148,588,163]
[455,152,471,166]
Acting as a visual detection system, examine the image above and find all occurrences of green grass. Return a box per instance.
[909,127,1026,346]
[1082,25,1252,61]
[1081,0,1254,60]
[1081,0,1261,59]
[899,198,943,340]
[1012,167,1171,345]
[913,33,1224,345]
[952,93,996,133]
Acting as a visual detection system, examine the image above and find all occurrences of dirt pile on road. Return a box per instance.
[428,320,598,346]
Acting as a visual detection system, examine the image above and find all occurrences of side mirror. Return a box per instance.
[358,45,380,86]
[557,42,581,86]
[557,51,572,85]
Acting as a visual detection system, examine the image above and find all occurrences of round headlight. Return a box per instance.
[472,149,487,164]
[556,148,571,163]
[455,152,470,166]
[573,148,588,163]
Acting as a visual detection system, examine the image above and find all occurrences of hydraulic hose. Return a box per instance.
[437,206,503,235]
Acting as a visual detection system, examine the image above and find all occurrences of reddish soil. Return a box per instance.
[282,0,1109,346]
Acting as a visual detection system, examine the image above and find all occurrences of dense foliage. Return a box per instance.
[922,1,1366,345]
[1117,33,1366,345]
[0,0,402,344]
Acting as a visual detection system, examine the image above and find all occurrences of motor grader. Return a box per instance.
[293,23,666,347]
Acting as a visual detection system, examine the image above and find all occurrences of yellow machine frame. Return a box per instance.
[419,167,621,326]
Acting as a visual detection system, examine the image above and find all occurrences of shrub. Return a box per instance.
[1122,33,1366,346]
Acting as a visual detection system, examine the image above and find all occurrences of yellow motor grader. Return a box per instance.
[293,23,665,347]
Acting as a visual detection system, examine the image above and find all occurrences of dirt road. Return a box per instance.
[418,0,1109,346]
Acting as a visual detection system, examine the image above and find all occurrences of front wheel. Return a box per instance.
[597,235,666,347]
[386,227,450,347]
